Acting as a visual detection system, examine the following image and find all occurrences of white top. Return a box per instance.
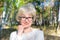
[10,29,44,40]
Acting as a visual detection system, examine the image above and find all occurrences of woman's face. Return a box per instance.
[20,14,33,28]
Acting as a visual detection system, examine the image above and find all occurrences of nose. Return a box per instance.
[25,18,29,22]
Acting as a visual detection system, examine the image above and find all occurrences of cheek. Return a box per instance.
[29,20,33,24]
[27,20,33,24]
[20,20,25,24]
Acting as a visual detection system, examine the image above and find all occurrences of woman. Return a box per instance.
[10,3,44,40]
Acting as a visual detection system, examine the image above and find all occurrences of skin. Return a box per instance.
[17,14,33,35]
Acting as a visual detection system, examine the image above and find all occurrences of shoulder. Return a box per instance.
[10,31,18,40]
[32,28,43,33]
[32,28,44,35]
[10,31,17,37]
[36,29,44,33]
[32,28,44,40]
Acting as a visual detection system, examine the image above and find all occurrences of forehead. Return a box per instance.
[20,13,32,17]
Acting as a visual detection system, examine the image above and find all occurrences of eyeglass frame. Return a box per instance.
[18,16,33,20]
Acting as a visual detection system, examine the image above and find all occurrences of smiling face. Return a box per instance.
[16,3,36,28]
[20,14,33,28]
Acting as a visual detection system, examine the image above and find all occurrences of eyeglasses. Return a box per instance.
[19,16,33,20]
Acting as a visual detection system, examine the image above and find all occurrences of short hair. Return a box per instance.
[16,3,36,22]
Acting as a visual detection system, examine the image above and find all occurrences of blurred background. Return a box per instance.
[0,0,60,40]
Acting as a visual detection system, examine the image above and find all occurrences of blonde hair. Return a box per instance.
[16,3,36,22]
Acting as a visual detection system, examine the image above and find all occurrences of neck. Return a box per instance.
[23,27,32,33]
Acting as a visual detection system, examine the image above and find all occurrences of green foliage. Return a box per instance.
[2,0,58,28]
[44,7,50,19]
[2,0,27,27]
[2,0,44,27]
[0,7,3,15]
[0,0,4,2]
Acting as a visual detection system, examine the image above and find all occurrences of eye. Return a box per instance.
[28,17,33,19]
[28,17,32,18]
[22,17,26,18]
